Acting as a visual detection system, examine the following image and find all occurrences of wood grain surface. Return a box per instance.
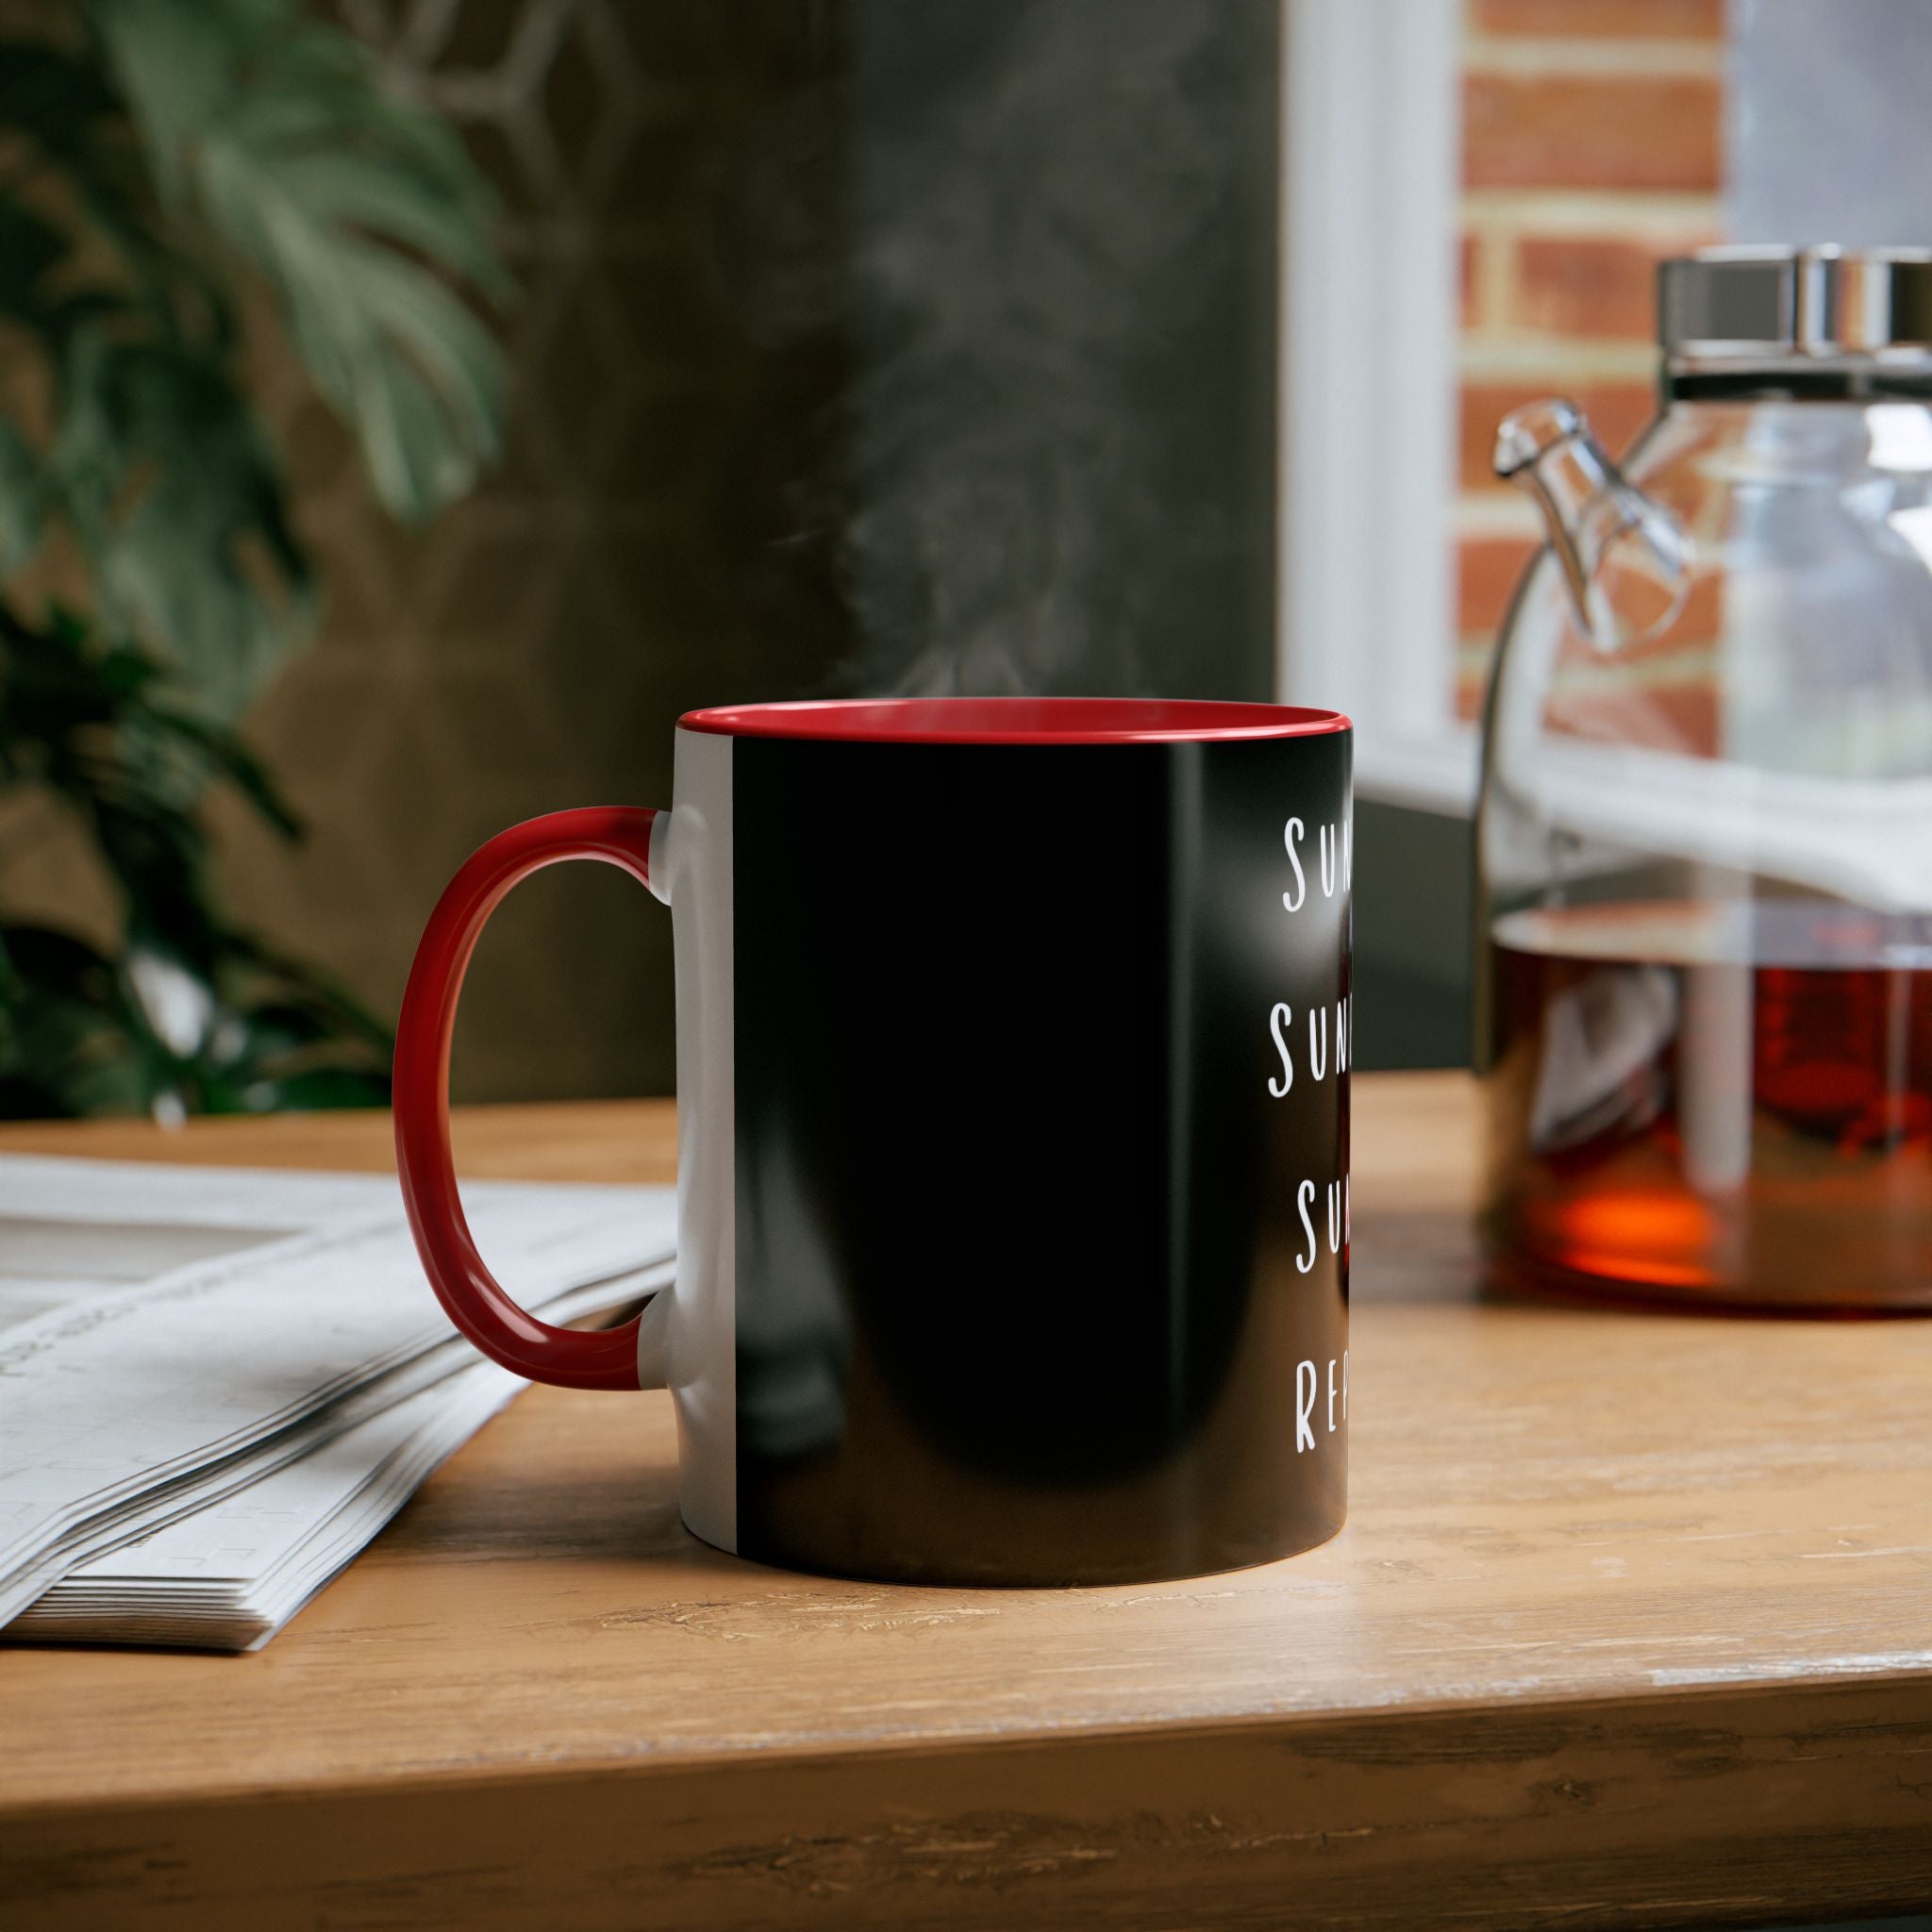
[3,1074,1930,1930]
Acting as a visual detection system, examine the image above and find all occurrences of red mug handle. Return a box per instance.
[393,807,666,1391]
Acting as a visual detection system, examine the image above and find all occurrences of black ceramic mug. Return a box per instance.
[395,698,1351,1585]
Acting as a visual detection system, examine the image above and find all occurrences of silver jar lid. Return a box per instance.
[1659,246,1932,362]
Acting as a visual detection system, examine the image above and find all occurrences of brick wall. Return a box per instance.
[1455,0,1726,719]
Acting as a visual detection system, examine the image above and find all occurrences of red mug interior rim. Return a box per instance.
[676,698,1352,744]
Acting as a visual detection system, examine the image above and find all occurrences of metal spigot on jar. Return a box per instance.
[1477,246,1932,1311]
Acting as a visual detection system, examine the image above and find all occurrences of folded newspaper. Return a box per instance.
[0,1156,675,1651]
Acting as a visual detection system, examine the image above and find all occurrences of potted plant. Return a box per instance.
[0,0,508,1117]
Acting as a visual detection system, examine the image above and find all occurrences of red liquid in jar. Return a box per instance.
[1483,901,1932,1309]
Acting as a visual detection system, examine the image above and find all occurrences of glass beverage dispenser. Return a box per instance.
[1478,247,1932,1310]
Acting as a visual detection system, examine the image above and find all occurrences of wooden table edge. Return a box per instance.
[9,1660,1932,1824]
[9,1670,1932,1930]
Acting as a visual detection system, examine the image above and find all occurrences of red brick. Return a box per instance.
[1464,74,1722,192]
[1461,234,1480,328]
[1516,235,1680,341]
[1546,681,1720,757]
[1455,657,1495,724]
[1459,379,1657,492]
[1474,0,1724,38]
[1554,567,1725,662]
[1627,570,1724,655]
[1458,534,1540,636]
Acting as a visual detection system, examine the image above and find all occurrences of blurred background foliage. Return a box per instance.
[0,0,506,1117]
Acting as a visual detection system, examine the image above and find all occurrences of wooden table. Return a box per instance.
[3,1074,1930,1931]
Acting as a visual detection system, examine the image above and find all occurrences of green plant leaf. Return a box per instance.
[0,923,150,1118]
[0,198,69,325]
[229,1066,391,1113]
[50,330,313,714]
[89,0,510,524]
[193,154,508,520]
[0,43,122,166]
[0,418,43,572]
[0,0,494,1119]
[142,702,301,837]
[0,34,217,338]
[78,0,240,203]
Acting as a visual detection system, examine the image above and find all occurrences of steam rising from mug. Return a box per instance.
[739,0,1279,698]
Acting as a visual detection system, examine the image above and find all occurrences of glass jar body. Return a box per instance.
[1477,394,1932,1309]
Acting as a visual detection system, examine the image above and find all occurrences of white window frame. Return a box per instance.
[1276,0,1476,816]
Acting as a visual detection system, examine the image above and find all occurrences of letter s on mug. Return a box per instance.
[1282,816,1306,912]
[1268,1003,1293,1097]
[1296,1179,1317,1274]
